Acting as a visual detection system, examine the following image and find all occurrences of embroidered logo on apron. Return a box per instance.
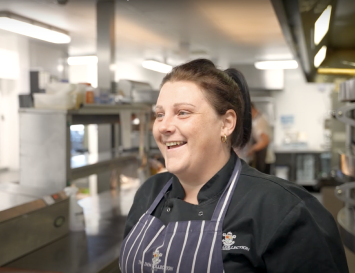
[152,249,162,270]
[138,249,174,272]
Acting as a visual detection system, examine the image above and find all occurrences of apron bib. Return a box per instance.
[119,158,242,273]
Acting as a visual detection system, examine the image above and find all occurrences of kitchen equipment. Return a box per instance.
[334,78,355,253]
[116,80,158,104]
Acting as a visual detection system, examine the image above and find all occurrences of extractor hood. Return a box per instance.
[271,0,355,82]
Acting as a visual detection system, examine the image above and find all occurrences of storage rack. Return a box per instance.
[19,104,152,192]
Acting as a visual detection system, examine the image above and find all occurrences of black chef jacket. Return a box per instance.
[124,152,349,273]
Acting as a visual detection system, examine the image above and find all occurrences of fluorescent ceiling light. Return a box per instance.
[142,60,172,73]
[70,125,85,131]
[0,12,70,44]
[314,46,327,68]
[318,68,355,75]
[67,56,98,65]
[314,5,332,46]
[254,60,298,70]
[0,48,19,79]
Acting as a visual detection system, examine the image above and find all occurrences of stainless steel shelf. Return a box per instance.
[274,147,329,153]
[294,180,317,185]
[338,207,355,253]
[71,151,138,180]
[69,103,151,114]
[19,103,151,115]
[19,104,151,191]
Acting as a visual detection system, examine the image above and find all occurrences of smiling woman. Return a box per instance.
[153,80,237,201]
[119,59,349,273]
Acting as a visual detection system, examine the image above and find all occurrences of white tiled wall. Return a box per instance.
[272,68,334,149]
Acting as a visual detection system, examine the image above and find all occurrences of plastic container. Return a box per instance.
[33,93,77,110]
[275,166,289,180]
[85,90,95,104]
[46,82,74,94]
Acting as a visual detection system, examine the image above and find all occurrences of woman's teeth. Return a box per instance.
[166,141,186,148]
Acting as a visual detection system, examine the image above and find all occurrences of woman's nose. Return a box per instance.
[158,115,176,135]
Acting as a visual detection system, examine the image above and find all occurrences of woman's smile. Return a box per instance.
[165,141,187,149]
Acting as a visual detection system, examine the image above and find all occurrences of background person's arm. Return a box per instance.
[247,133,269,156]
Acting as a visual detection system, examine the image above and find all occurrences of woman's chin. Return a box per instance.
[165,164,186,176]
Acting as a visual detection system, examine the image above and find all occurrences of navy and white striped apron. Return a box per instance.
[119,158,242,273]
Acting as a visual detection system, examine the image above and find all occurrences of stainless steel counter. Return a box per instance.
[3,183,138,273]
[0,184,70,266]
[0,183,59,198]
[0,191,37,211]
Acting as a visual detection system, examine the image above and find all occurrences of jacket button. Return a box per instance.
[198,211,203,216]
[167,207,171,212]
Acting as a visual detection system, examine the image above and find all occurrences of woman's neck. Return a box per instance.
[177,149,231,205]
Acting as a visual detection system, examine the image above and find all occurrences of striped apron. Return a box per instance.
[119,158,242,273]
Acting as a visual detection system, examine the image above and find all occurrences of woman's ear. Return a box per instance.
[222,109,237,136]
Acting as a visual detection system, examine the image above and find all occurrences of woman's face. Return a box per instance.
[153,81,226,177]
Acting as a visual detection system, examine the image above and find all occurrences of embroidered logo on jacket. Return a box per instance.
[222,232,250,251]
[222,232,236,249]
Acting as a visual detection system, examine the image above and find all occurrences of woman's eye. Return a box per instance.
[178,111,190,116]
[155,113,164,119]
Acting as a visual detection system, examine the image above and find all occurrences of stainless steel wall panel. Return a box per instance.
[20,111,67,191]
[96,0,116,193]
[96,0,115,91]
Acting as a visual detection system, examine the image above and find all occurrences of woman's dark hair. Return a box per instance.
[161,59,252,148]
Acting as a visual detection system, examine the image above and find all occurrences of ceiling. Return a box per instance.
[0,0,294,67]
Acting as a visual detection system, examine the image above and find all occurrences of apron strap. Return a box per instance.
[211,158,242,223]
[146,177,173,215]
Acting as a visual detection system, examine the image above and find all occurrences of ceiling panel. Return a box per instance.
[0,0,294,65]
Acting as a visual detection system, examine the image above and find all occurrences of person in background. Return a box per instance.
[247,103,275,174]
[119,59,348,273]
[233,103,275,174]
